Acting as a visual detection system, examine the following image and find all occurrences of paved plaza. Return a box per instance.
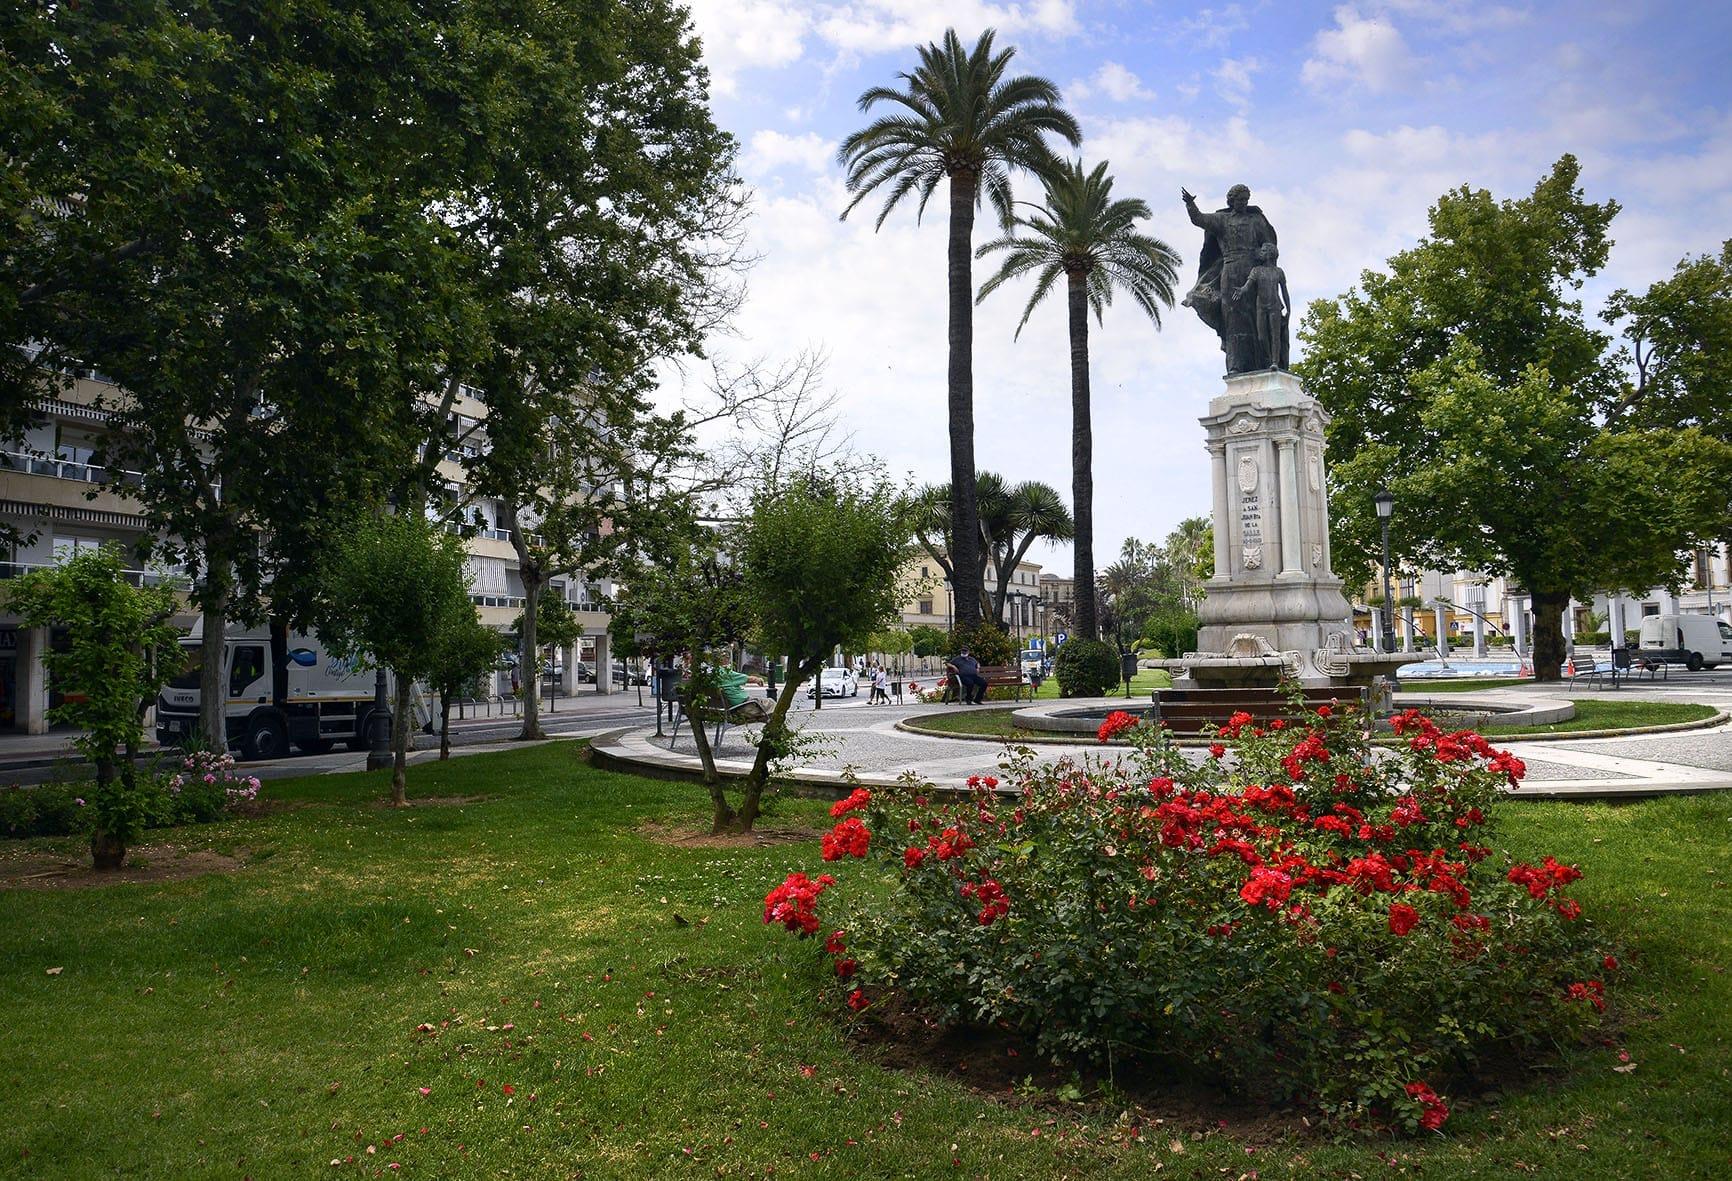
[594,673,1732,800]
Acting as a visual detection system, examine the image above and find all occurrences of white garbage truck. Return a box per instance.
[154,623,396,760]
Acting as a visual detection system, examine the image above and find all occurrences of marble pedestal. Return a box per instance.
[1155,369,1416,689]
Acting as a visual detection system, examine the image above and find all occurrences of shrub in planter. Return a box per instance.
[765,701,1613,1133]
[1054,637,1118,697]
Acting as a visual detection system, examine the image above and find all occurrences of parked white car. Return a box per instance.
[807,667,860,698]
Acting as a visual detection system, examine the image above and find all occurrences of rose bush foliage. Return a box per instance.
[765,701,1613,1133]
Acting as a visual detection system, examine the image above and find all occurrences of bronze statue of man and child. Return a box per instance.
[1181,183,1289,375]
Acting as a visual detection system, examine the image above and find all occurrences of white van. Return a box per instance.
[1636,613,1732,671]
[155,624,394,759]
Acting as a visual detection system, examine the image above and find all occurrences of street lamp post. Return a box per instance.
[1374,488,1396,654]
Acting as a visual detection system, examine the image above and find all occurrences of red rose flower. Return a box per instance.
[829,787,872,817]
[903,846,927,869]
[1388,903,1421,936]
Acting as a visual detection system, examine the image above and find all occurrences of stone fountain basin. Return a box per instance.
[1007,692,1573,737]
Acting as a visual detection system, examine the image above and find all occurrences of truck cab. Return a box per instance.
[155,627,392,759]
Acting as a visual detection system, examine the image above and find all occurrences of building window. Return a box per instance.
[918,599,933,615]
[920,565,929,578]
[1696,548,1713,588]
[1642,603,1660,618]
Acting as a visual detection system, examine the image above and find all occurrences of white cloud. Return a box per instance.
[1301,6,1416,94]
[1174,5,1249,50]
[1070,61,1154,103]
[815,0,1078,55]
[1212,56,1260,111]
[684,0,812,97]
[742,130,836,177]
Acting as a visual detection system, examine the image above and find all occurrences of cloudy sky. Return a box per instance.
[677,0,1732,577]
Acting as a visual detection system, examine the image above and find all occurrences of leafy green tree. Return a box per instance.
[984,479,1073,625]
[1300,157,1732,679]
[839,28,1080,631]
[909,623,949,659]
[739,476,911,828]
[6,548,180,868]
[429,611,507,761]
[868,627,915,672]
[610,532,755,825]
[319,515,471,805]
[977,160,1179,641]
[1604,240,1732,442]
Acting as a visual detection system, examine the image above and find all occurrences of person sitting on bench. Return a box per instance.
[952,648,988,705]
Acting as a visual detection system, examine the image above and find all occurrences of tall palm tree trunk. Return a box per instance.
[947,171,982,630]
[1067,270,1097,641]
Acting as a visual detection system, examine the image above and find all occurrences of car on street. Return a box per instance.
[612,661,649,686]
[807,667,860,698]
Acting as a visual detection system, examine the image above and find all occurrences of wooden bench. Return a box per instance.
[668,685,770,747]
[940,664,1027,704]
[1148,686,1367,735]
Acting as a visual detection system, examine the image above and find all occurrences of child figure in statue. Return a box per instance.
[1231,241,1290,371]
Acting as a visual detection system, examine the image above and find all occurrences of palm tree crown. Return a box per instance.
[976,159,1181,336]
[837,28,1081,229]
[837,27,1080,633]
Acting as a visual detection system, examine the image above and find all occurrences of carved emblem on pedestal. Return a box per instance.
[1228,415,1258,435]
[1310,542,1323,567]
[1243,545,1263,570]
[1236,454,1259,493]
[1307,451,1322,493]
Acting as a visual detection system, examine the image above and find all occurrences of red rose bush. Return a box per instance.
[764,701,1613,1133]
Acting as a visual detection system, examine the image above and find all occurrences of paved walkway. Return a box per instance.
[592,676,1732,800]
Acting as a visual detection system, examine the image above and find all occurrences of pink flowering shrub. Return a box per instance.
[765,701,1613,1133]
[163,750,262,822]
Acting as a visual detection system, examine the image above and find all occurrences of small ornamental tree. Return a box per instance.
[429,610,507,760]
[739,476,911,828]
[6,548,180,868]
[512,594,582,691]
[1054,635,1117,696]
[766,699,1613,1134]
[319,514,471,804]
[609,532,754,825]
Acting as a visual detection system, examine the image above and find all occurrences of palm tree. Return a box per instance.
[976,159,1180,641]
[839,28,1080,631]
[987,479,1073,624]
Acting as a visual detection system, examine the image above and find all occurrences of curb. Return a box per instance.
[895,708,1732,747]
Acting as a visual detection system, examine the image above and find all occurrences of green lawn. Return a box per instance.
[2,744,1730,1178]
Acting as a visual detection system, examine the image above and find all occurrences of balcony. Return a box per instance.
[0,450,220,499]
[0,560,189,589]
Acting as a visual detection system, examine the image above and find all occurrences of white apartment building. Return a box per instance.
[0,373,617,735]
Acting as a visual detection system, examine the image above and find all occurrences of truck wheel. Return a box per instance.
[1687,652,1705,671]
[346,708,389,751]
[243,715,289,761]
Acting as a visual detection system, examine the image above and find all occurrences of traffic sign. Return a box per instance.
[1028,637,1044,651]
[1054,631,1068,648]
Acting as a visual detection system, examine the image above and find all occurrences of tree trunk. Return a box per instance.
[946,170,982,630]
[269,614,290,710]
[1530,590,1569,682]
[198,584,228,753]
[390,674,411,805]
[439,693,452,760]
[684,688,732,833]
[1067,271,1098,641]
[518,573,544,740]
[90,829,126,870]
[739,658,820,832]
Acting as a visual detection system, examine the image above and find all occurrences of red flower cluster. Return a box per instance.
[962,877,1010,925]
[830,787,872,817]
[929,826,974,861]
[1096,710,1140,742]
[902,846,926,869]
[821,816,871,861]
[1238,867,1294,910]
[1404,1081,1449,1130]
[1388,902,1422,936]
[1510,855,1581,894]
[1565,980,1606,1011]
[763,872,835,935]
